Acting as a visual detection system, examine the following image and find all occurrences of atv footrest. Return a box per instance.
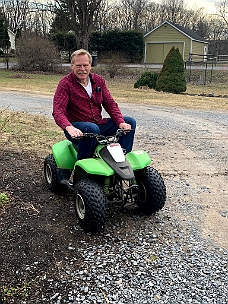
[60,179,74,190]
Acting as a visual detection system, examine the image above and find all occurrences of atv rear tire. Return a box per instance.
[135,166,166,214]
[44,154,71,192]
[74,179,106,232]
[44,154,59,192]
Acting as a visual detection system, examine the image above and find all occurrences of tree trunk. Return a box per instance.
[66,0,102,50]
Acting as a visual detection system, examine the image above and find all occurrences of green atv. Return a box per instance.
[44,129,166,232]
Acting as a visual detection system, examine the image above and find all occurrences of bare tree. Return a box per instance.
[104,2,123,30]
[58,0,103,49]
[208,15,227,40]
[120,0,148,30]
[142,2,161,33]
[183,7,205,28]
[1,0,55,35]
[1,0,30,33]
[97,0,158,32]
[25,2,55,36]
[216,0,228,26]
[93,0,109,32]
[159,0,186,23]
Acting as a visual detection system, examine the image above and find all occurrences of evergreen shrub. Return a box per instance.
[155,46,186,94]
[90,30,144,63]
[134,71,159,89]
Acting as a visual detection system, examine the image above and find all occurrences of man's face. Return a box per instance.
[71,54,91,82]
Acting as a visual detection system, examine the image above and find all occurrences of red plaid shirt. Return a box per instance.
[52,72,124,130]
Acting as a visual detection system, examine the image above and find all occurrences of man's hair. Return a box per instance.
[71,49,92,64]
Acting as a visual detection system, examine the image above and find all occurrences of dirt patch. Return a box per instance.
[1,149,150,303]
[0,150,87,302]
[8,74,32,79]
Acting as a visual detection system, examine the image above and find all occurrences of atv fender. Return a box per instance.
[52,140,77,169]
[76,150,151,176]
[126,151,151,170]
[75,158,114,176]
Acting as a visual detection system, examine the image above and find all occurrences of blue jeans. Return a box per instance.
[64,116,136,160]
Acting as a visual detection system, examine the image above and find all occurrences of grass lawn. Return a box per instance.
[0,66,227,110]
[0,66,227,154]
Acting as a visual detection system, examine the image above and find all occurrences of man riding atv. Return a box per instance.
[52,48,136,161]
[45,49,166,232]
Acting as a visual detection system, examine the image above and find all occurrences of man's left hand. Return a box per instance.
[119,122,131,134]
[119,122,131,130]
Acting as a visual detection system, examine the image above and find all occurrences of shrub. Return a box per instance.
[134,71,159,89]
[90,30,144,63]
[106,62,120,78]
[155,46,186,94]
[16,33,59,72]
[50,32,76,62]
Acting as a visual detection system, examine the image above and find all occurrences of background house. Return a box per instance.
[144,21,208,64]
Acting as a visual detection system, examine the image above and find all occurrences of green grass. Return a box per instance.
[0,193,9,208]
[0,110,63,154]
[0,67,227,111]
[2,279,37,301]
[0,69,64,95]
[0,66,227,157]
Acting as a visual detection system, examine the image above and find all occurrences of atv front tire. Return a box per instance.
[74,179,106,232]
[135,166,166,214]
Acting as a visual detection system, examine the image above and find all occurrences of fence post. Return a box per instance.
[204,62,207,85]
[210,62,214,83]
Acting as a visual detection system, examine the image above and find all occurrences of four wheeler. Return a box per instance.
[44,129,166,232]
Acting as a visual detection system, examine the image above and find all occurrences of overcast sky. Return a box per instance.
[185,0,217,13]
[154,0,218,14]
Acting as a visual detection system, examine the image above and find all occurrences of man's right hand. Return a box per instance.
[65,125,83,138]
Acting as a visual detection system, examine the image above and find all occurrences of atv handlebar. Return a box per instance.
[76,128,132,145]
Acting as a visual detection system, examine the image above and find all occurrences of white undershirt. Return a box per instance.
[84,77,92,97]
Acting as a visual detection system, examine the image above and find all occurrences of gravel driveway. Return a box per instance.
[1,91,228,303]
